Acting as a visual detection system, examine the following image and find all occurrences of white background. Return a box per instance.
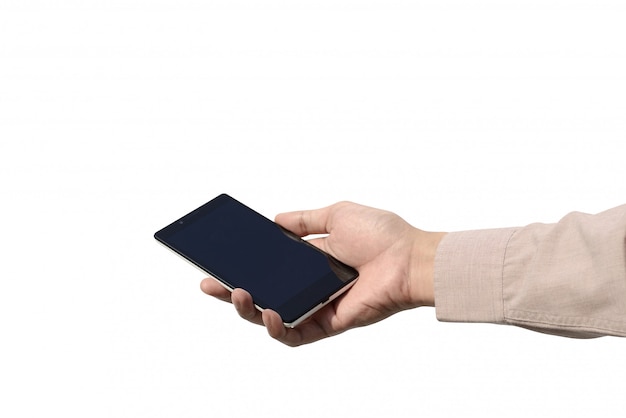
[1,1,625,417]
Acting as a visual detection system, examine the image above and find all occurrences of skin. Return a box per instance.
[200,201,447,347]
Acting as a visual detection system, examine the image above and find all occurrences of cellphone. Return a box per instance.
[154,194,359,328]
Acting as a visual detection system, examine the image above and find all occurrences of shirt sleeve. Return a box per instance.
[433,204,626,338]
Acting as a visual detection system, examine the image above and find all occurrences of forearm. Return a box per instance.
[433,204,626,338]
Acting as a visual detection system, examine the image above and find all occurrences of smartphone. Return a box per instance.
[154,194,359,328]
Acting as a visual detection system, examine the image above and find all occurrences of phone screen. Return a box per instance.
[154,194,358,326]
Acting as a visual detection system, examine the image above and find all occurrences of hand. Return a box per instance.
[200,201,446,346]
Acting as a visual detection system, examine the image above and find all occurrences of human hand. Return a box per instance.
[200,201,446,346]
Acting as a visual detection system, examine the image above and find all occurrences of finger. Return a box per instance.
[262,305,343,347]
[275,206,333,237]
[262,309,288,340]
[231,288,265,326]
[200,277,232,303]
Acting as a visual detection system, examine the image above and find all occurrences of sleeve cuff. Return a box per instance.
[434,227,518,324]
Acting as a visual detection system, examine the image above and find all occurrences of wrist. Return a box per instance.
[409,230,447,307]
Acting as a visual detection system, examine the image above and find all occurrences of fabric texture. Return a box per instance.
[433,204,626,338]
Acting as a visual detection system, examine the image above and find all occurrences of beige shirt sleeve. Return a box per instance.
[434,204,626,338]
